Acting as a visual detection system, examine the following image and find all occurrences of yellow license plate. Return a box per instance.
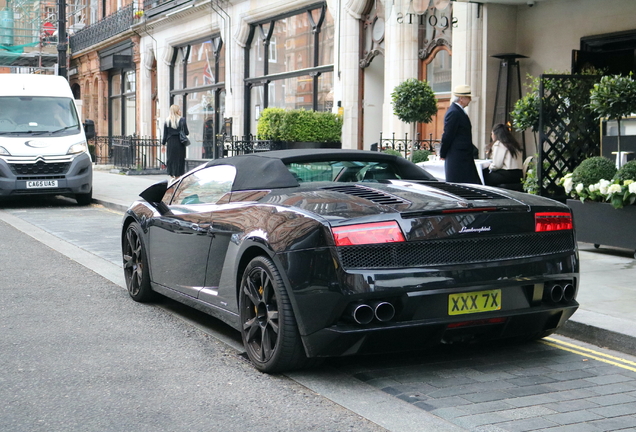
[448,289,501,315]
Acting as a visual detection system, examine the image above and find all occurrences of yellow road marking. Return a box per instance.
[541,337,636,372]
[544,337,636,366]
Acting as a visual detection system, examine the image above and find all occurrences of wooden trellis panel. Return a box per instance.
[538,74,600,199]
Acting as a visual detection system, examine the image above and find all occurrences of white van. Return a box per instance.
[0,74,95,205]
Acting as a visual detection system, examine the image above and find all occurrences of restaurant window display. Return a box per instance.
[245,4,334,136]
[169,36,225,159]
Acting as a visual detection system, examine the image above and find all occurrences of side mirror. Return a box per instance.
[83,119,95,140]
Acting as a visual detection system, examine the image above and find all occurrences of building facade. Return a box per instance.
[66,0,636,162]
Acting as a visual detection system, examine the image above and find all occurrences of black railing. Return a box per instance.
[89,136,112,165]
[201,135,281,158]
[69,4,134,52]
[377,132,440,157]
[91,133,443,173]
[91,135,165,171]
[143,0,173,10]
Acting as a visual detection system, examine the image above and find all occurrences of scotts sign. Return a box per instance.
[386,0,457,28]
[396,11,457,27]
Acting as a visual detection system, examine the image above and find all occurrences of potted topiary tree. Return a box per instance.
[589,73,636,168]
[511,74,540,148]
[390,78,437,159]
[562,157,636,257]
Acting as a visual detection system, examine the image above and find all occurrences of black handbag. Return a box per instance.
[179,121,190,146]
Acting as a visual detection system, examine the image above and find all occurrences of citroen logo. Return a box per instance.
[25,140,49,148]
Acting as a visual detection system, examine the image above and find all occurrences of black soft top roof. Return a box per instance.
[203,149,435,191]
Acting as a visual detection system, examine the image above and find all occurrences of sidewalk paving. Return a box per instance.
[92,168,636,356]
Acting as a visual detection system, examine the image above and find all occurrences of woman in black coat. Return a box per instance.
[162,104,189,178]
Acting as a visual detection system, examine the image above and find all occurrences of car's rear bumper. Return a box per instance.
[302,303,578,357]
[279,247,580,358]
[0,152,92,197]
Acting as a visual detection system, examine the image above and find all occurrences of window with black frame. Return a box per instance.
[245,4,335,136]
[169,36,225,159]
[109,69,136,136]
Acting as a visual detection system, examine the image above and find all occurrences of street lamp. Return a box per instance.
[57,0,67,79]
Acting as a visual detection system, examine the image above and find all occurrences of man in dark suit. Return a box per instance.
[440,85,481,184]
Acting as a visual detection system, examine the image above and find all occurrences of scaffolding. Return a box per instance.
[0,0,86,71]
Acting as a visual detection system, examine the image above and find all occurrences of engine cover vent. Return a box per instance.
[424,182,508,200]
[322,185,411,206]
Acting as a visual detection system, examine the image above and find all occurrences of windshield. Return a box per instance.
[0,96,80,135]
[286,160,403,183]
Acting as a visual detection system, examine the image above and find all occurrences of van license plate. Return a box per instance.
[26,180,58,189]
[448,289,501,315]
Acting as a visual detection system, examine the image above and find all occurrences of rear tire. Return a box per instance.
[122,222,156,302]
[239,256,308,373]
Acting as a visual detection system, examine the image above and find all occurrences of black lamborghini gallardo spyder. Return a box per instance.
[121,149,579,373]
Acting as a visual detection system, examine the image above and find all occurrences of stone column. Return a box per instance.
[451,2,485,155]
[339,1,363,149]
[383,4,420,138]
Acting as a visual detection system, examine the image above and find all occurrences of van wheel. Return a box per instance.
[76,189,93,205]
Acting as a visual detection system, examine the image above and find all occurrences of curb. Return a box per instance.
[92,198,129,214]
[557,317,636,356]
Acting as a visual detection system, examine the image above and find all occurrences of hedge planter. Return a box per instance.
[270,141,342,150]
[567,199,636,258]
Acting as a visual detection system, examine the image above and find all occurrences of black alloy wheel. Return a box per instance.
[122,222,155,302]
[239,256,307,373]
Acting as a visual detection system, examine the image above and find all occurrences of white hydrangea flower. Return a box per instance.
[624,179,634,186]
[607,184,622,194]
[575,183,584,193]
[599,179,611,195]
[588,183,598,192]
[563,177,573,193]
[630,182,636,194]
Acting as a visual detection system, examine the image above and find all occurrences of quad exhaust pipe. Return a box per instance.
[346,301,396,325]
[371,301,396,322]
[549,284,564,303]
[563,283,575,302]
[348,303,374,325]
[544,282,575,304]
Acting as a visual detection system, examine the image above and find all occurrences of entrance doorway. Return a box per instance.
[419,46,451,146]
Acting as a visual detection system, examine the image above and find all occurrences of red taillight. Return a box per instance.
[535,212,573,232]
[332,221,405,246]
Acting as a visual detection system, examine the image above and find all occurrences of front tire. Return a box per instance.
[239,256,307,373]
[75,189,93,206]
[122,222,156,302]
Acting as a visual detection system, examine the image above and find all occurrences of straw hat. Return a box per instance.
[453,84,472,97]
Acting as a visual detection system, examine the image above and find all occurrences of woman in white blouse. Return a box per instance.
[483,123,524,186]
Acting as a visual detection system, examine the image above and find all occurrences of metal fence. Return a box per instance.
[377,132,440,157]
[90,135,165,171]
[204,135,274,158]
[69,4,134,53]
[91,133,441,172]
